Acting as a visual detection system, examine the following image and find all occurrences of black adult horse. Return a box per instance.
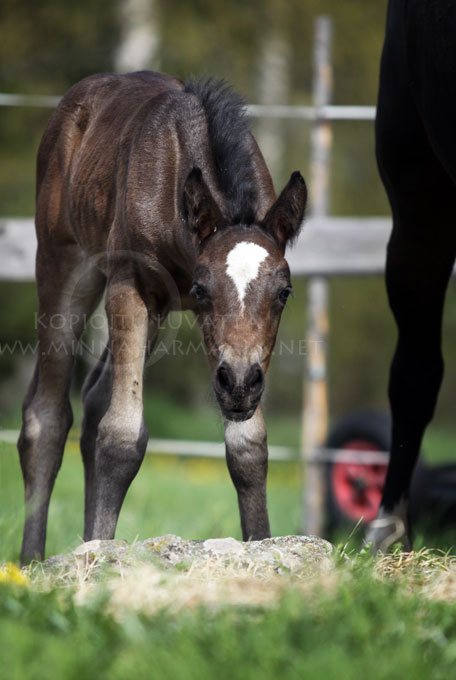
[367,1,456,551]
[17,71,307,563]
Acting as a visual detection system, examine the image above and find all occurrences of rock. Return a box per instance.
[203,537,244,555]
[31,534,334,588]
[73,539,101,555]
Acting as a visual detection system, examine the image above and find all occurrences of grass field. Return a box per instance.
[3,540,456,679]
[3,422,456,679]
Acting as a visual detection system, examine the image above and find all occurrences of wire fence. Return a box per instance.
[0,91,376,121]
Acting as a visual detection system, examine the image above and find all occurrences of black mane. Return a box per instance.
[184,77,257,225]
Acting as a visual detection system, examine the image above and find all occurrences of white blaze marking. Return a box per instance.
[226,242,269,310]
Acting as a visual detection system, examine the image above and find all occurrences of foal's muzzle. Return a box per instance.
[214,361,264,421]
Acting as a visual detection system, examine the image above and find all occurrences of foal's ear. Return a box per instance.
[183,168,225,243]
[261,171,307,252]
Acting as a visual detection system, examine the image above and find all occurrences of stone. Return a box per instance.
[31,534,334,588]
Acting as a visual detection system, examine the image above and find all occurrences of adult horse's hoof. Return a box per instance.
[364,514,412,553]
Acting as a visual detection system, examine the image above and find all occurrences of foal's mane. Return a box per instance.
[184,77,257,226]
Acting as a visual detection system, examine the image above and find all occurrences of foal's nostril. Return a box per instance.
[216,363,236,394]
[245,364,264,394]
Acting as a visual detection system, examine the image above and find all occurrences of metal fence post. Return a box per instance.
[302,16,333,536]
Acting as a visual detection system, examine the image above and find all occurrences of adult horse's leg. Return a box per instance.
[368,233,456,551]
[225,406,271,540]
[367,5,456,549]
[82,275,152,540]
[18,246,105,563]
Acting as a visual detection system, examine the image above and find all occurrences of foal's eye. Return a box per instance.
[278,286,293,305]
[190,283,209,302]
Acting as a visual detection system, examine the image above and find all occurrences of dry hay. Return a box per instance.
[374,548,456,602]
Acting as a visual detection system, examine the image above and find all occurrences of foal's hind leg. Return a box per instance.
[80,347,111,540]
[81,276,155,541]
[18,246,105,562]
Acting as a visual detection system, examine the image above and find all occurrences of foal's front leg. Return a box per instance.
[85,278,149,540]
[225,406,271,541]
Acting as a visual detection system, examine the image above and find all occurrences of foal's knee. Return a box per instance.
[224,409,268,489]
[18,398,73,480]
[20,396,72,445]
[95,408,148,475]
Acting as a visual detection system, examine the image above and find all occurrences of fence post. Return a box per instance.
[301,16,333,536]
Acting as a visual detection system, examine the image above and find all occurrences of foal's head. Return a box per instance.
[184,168,307,422]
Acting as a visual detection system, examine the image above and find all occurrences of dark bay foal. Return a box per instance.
[18,70,307,563]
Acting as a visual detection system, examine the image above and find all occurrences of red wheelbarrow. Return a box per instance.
[325,411,456,535]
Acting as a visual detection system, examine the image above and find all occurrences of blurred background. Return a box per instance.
[2,0,456,556]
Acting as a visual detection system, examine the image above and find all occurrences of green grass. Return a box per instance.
[423,424,456,463]
[2,552,456,680]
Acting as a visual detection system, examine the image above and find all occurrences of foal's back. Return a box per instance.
[36,71,185,253]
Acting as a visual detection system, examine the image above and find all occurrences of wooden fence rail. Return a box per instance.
[0,216,392,282]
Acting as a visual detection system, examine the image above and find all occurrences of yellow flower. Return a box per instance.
[0,562,29,586]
